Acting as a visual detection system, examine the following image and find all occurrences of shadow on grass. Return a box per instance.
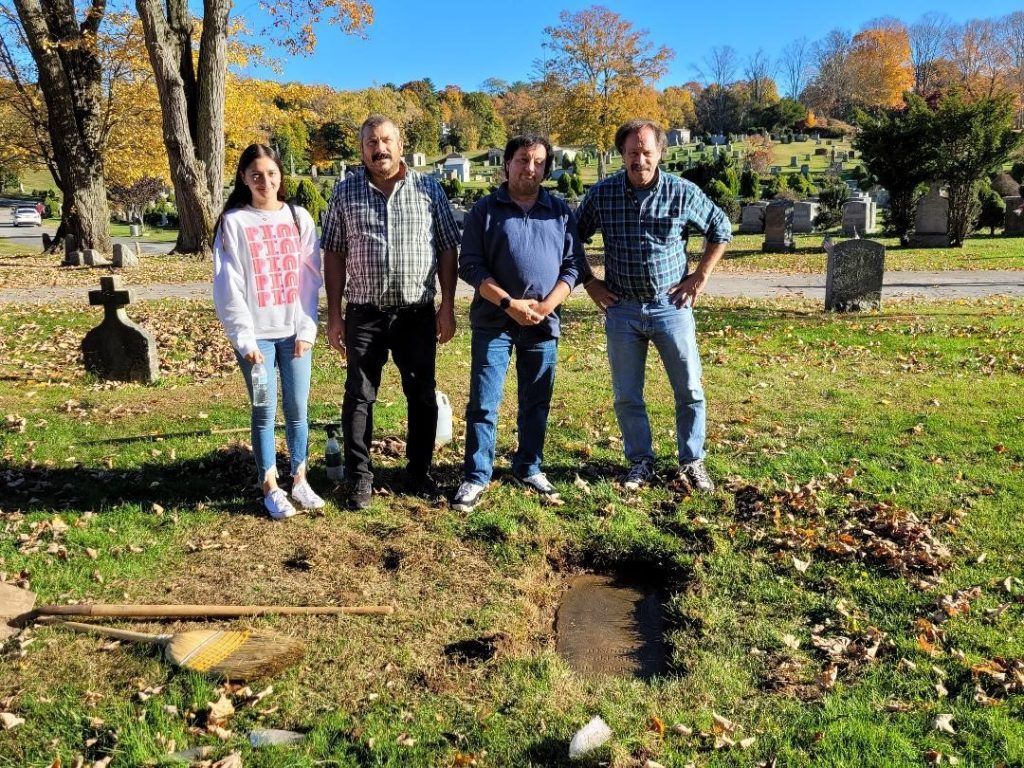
[2,443,258,515]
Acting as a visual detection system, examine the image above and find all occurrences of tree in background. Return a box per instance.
[136,0,372,254]
[659,86,696,128]
[976,181,1005,235]
[908,12,949,96]
[854,94,936,245]
[847,21,913,109]
[273,120,310,175]
[108,176,165,224]
[930,91,1023,247]
[292,177,326,223]
[778,37,811,99]
[3,0,111,252]
[542,5,673,179]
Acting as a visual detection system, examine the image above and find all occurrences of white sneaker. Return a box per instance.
[264,488,297,520]
[622,460,655,491]
[516,472,558,497]
[452,481,486,512]
[291,479,326,509]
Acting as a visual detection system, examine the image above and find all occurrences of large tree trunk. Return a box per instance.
[11,0,111,254]
[136,0,215,255]
[197,1,229,213]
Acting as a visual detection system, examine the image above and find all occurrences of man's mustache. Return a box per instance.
[372,152,392,162]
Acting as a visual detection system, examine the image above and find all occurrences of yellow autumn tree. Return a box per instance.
[659,86,696,128]
[848,24,914,109]
[542,6,674,178]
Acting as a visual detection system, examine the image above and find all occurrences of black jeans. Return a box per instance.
[342,303,438,482]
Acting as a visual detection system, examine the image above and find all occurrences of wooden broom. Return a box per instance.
[38,618,304,679]
[36,603,394,619]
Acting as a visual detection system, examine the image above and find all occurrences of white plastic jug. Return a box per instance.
[435,390,453,445]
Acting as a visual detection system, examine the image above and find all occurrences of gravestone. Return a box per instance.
[800,164,810,175]
[770,166,782,176]
[112,243,140,268]
[792,201,819,233]
[789,156,798,168]
[842,200,876,236]
[910,184,950,247]
[42,233,51,250]
[1004,196,1024,236]
[814,147,828,156]
[739,201,768,233]
[63,234,80,266]
[556,574,666,680]
[762,200,796,253]
[826,239,885,312]
[82,275,159,384]
[82,249,110,267]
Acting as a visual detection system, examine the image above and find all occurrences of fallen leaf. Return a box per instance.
[711,713,737,734]
[934,713,955,734]
[672,723,693,736]
[0,712,24,729]
[212,752,243,768]
[396,733,415,747]
[649,714,665,737]
[781,634,800,650]
[739,736,756,749]
[207,694,235,724]
[792,556,811,574]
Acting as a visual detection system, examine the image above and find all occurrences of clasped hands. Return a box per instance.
[504,298,550,326]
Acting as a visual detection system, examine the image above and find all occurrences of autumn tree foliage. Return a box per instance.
[136,0,372,255]
[847,23,913,109]
[658,86,696,129]
[542,5,673,178]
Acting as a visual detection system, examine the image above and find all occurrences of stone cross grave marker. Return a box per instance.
[82,275,159,384]
[826,239,885,312]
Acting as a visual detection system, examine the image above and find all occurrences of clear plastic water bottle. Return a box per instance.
[325,424,344,482]
[251,361,269,407]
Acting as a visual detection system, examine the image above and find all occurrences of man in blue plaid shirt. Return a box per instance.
[322,115,460,509]
[577,119,732,492]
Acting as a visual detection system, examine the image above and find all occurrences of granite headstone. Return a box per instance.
[82,275,159,384]
[826,239,885,312]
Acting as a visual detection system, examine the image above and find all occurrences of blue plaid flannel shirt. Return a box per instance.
[576,170,732,301]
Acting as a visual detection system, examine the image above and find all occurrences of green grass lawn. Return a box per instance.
[1,295,1023,766]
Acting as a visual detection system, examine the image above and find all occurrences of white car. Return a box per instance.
[12,206,42,227]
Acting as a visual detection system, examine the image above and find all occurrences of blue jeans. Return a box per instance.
[463,328,558,485]
[605,297,705,464]
[235,336,312,482]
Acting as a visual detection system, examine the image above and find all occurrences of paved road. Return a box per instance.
[0,220,171,255]
[3,270,1023,306]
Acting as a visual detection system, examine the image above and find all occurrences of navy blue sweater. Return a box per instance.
[458,185,584,339]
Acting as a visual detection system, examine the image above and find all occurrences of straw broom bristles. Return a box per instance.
[167,628,305,679]
[40,619,305,680]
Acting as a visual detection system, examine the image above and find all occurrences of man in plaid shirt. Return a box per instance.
[322,115,460,509]
[577,119,732,493]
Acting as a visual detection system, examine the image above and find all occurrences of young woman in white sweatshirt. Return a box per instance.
[213,144,325,519]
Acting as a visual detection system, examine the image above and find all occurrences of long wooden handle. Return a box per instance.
[37,603,395,618]
[36,617,165,645]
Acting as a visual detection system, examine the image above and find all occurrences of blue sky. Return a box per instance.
[239,0,1022,91]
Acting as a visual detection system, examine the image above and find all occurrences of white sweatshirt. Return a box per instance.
[213,204,322,357]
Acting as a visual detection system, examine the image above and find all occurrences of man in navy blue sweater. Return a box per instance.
[453,135,584,512]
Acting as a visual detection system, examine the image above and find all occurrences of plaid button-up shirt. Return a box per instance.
[321,164,461,307]
[577,170,732,301]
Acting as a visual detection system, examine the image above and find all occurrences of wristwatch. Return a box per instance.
[499,296,512,310]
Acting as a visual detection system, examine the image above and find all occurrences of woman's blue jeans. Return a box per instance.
[235,336,312,483]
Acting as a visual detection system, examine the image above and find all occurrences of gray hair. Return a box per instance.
[360,114,401,144]
[614,119,667,155]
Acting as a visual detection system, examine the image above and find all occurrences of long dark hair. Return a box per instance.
[213,144,286,244]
